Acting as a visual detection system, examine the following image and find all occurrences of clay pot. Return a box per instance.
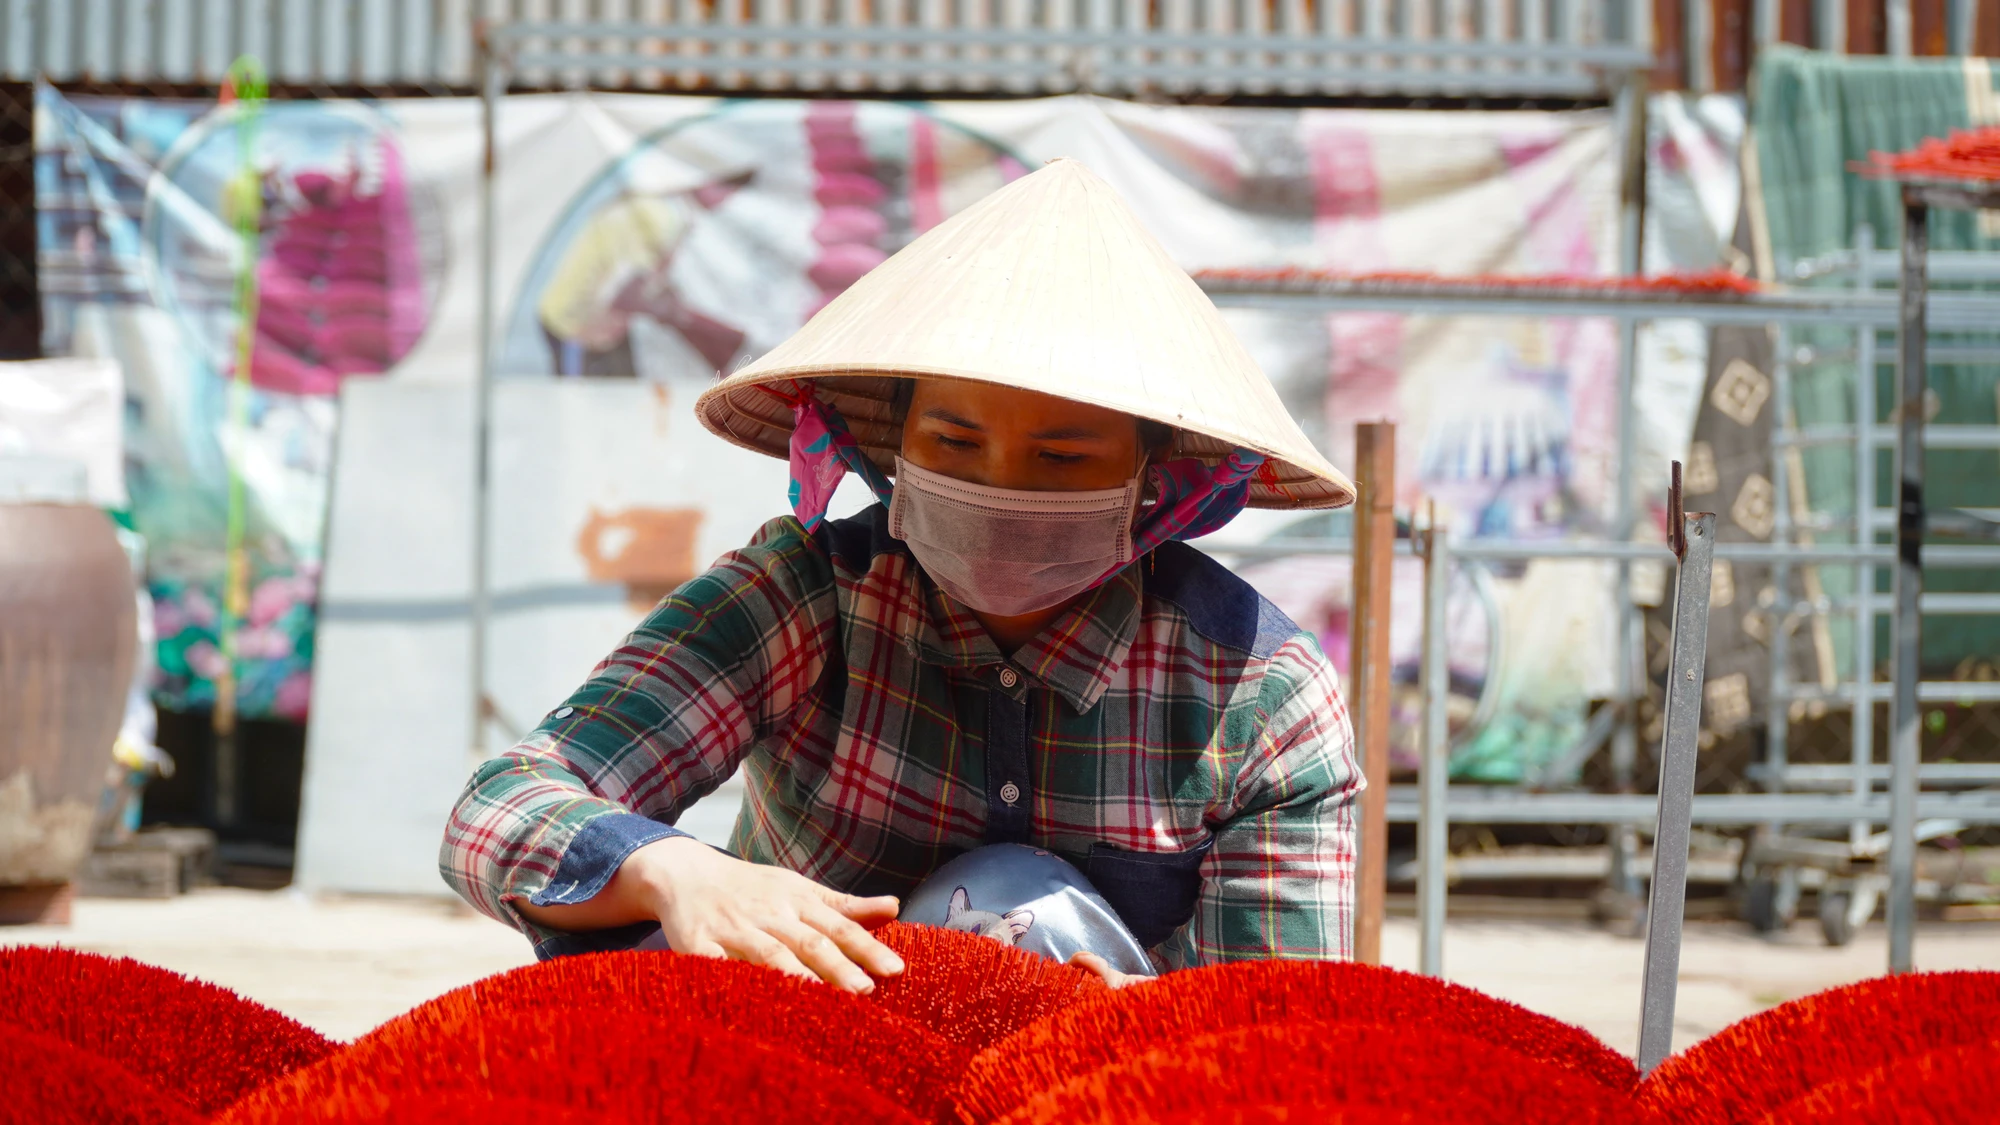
[0,503,136,889]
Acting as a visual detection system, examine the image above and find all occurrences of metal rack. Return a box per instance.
[1194,265,2000,975]
[1881,175,2000,973]
[1736,229,2000,955]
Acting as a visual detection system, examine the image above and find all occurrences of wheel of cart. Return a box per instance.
[1740,814,1978,945]
[1738,864,1801,934]
[1736,829,1846,936]
[1816,873,1889,947]
[1817,887,1852,946]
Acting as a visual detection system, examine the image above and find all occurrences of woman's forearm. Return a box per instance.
[511,835,695,931]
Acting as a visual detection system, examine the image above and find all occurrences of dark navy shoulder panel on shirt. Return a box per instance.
[812,503,904,575]
[1144,540,1304,661]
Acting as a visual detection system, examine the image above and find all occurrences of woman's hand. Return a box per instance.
[636,838,905,991]
[1068,950,1146,989]
[519,836,905,993]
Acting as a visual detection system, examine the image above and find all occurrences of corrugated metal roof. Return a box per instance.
[2,0,1653,97]
[5,0,487,87]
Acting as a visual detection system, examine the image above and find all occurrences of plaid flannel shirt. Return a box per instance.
[440,506,1360,966]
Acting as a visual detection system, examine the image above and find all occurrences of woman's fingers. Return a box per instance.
[1068,950,1112,978]
[802,900,906,979]
[822,888,902,925]
[1068,950,1137,988]
[725,929,819,983]
[770,917,877,993]
[639,854,903,992]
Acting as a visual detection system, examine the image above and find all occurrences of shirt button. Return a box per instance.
[553,706,574,719]
[1000,782,1022,805]
[998,667,1019,688]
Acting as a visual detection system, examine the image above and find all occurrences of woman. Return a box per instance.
[441,158,1361,992]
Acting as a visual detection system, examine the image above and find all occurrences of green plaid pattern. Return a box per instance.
[441,508,1360,966]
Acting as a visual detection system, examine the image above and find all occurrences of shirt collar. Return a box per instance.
[909,579,1006,669]
[905,563,1143,715]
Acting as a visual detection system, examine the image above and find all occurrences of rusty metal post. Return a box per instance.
[1349,421,1397,964]
[1637,463,1716,1075]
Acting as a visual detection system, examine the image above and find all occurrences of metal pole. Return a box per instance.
[1349,420,1397,965]
[1947,0,1974,55]
[471,26,502,773]
[1887,193,1927,974]
[1766,324,1791,823]
[1608,71,1648,902]
[1630,0,1654,69]
[1885,0,1912,56]
[1815,0,1845,51]
[1684,0,1712,92]
[1752,0,1778,52]
[1637,483,1715,1077]
[1851,224,1877,853]
[1418,513,1450,977]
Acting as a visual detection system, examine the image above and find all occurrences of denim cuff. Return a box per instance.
[533,920,665,960]
[527,811,689,909]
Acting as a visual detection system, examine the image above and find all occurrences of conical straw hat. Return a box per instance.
[695,157,1354,510]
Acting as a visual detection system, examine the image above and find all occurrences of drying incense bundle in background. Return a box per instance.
[1862,126,2000,181]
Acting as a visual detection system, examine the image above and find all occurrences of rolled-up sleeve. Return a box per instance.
[1156,634,1362,968]
[439,516,836,952]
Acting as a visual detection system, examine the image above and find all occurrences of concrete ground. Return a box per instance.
[6,885,1997,1053]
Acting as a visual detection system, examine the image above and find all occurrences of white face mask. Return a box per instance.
[888,457,1139,617]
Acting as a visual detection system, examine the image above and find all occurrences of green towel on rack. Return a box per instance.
[1749,46,2000,679]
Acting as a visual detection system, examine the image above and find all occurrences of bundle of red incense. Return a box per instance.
[1192,267,1761,296]
[1635,970,2000,1125]
[338,947,965,1116]
[2,1022,201,1125]
[1757,1036,2000,1123]
[217,927,1098,1123]
[864,920,1109,1053]
[956,957,1634,1125]
[992,1019,1632,1125]
[10,935,2000,1122]
[222,1007,924,1125]
[1861,127,2000,183]
[246,1090,605,1125]
[0,946,334,1116]
[956,958,1633,1125]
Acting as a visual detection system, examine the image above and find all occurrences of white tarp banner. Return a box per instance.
[38,89,1738,891]
[0,357,125,507]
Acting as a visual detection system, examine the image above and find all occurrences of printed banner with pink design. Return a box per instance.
[38,87,1734,739]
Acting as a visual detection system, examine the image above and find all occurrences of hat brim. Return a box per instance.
[696,366,1357,511]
